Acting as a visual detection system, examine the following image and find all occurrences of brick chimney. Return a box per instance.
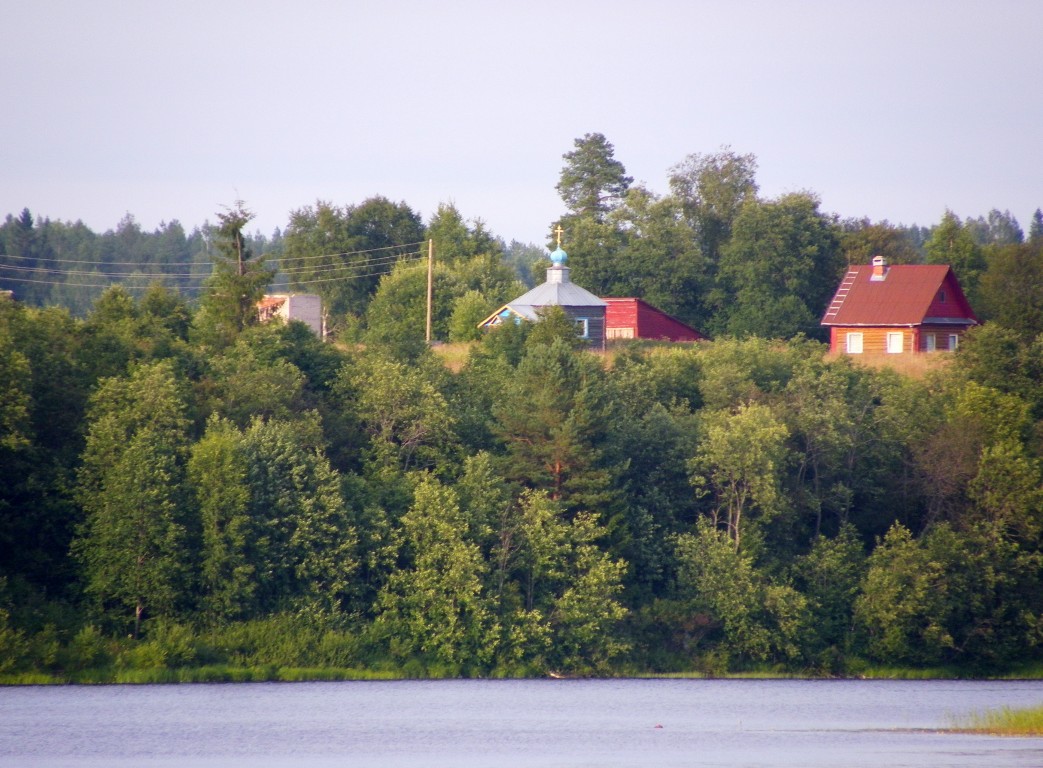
[870,255,888,281]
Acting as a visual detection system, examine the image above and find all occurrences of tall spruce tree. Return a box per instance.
[194,201,275,348]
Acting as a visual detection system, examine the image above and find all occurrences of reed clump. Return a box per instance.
[953,705,1043,736]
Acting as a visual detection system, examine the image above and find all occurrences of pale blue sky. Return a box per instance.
[3,0,1040,246]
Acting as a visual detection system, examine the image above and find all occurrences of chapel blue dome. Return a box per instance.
[550,246,568,265]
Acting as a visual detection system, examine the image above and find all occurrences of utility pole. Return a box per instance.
[425,239,434,343]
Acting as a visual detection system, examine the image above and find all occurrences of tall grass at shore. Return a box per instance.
[952,705,1043,736]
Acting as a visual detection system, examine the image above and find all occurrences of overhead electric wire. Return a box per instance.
[0,251,423,282]
[278,240,427,265]
[0,239,428,269]
[0,246,427,294]
[0,263,199,279]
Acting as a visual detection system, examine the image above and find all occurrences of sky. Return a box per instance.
[3,0,1041,247]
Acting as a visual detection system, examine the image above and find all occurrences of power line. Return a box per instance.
[0,250,427,291]
[0,250,423,282]
[0,263,199,279]
[0,239,428,269]
[278,240,428,265]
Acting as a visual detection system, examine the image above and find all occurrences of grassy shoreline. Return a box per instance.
[5,662,1043,686]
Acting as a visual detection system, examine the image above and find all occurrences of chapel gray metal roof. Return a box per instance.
[508,267,607,309]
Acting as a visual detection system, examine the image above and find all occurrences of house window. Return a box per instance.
[925,333,936,352]
[949,334,959,351]
[886,332,904,354]
[575,318,590,339]
[846,332,863,354]
[939,290,947,303]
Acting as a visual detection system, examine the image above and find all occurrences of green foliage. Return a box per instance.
[238,415,359,616]
[955,324,1043,419]
[189,417,255,620]
[491,490,628,675]
[338,351,457,473]
[547,512,629,673]
[492,337,616,512]
[449,290,492,342]
[716,193,844,339]
[556,133,632,221]
[207,341,307,427]
[925,210,986,309]
[374,475,497,671]
[73,360,195,636]
[526,305,588,351]
[854,522,1043,668]
[689,401,791,552]
[426,203,501,265]
[838,218,923,266]
[0,607,29,674]
[668,147,759,264]
[792,526,866,665]
[675,519,808,668]
[978,241,1043,334]
[0,306,86,594]
[282,197,425,327]
[363,260,450,359]
[8,181,1043,679]
[0,327,31,451]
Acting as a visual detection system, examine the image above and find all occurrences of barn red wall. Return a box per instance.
[605,298,704,342]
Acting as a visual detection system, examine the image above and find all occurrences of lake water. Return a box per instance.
[2,679,1042,767]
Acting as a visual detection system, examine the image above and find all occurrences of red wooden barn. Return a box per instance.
[603,298,706,342]
[821,256,978,355]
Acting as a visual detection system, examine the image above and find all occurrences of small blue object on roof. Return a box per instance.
[550,246,567,265]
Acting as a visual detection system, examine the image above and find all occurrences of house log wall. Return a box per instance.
[560,306,606,350]
[831,326,969,354]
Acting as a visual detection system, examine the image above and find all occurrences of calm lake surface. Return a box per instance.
[2,678,1042,767]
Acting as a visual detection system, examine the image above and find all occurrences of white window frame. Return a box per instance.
[886,332,904,354]
[949,334,959,351]
[925,333,936,352]
[845,332,863,354]
[575,318,590,339]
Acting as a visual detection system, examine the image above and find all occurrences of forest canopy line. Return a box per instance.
[2,137,1043,680]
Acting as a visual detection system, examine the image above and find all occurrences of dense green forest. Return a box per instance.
[3,137,1043,681]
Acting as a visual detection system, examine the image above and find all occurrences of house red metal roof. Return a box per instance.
[604,298,706,341]
[821,263,978,327]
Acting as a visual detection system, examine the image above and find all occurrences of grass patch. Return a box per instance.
[275,667,404,682]
[431,342,474,372]
[840,351,952,380]
[856,666,965,680]
[2,665,409,686]
[951,705,1043,736]
[0,671,64,685]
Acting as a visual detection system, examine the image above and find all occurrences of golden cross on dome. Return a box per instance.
[555,225,564,247]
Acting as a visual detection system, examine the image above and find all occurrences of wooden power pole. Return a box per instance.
[425,239,434,343]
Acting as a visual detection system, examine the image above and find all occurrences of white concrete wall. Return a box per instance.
[274,294,323,336]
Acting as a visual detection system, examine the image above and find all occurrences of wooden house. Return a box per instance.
[821,256,978,355]
[603,298,706,342]
[478,244,607,350]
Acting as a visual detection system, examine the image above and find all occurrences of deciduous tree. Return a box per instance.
[73,361,194,636]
